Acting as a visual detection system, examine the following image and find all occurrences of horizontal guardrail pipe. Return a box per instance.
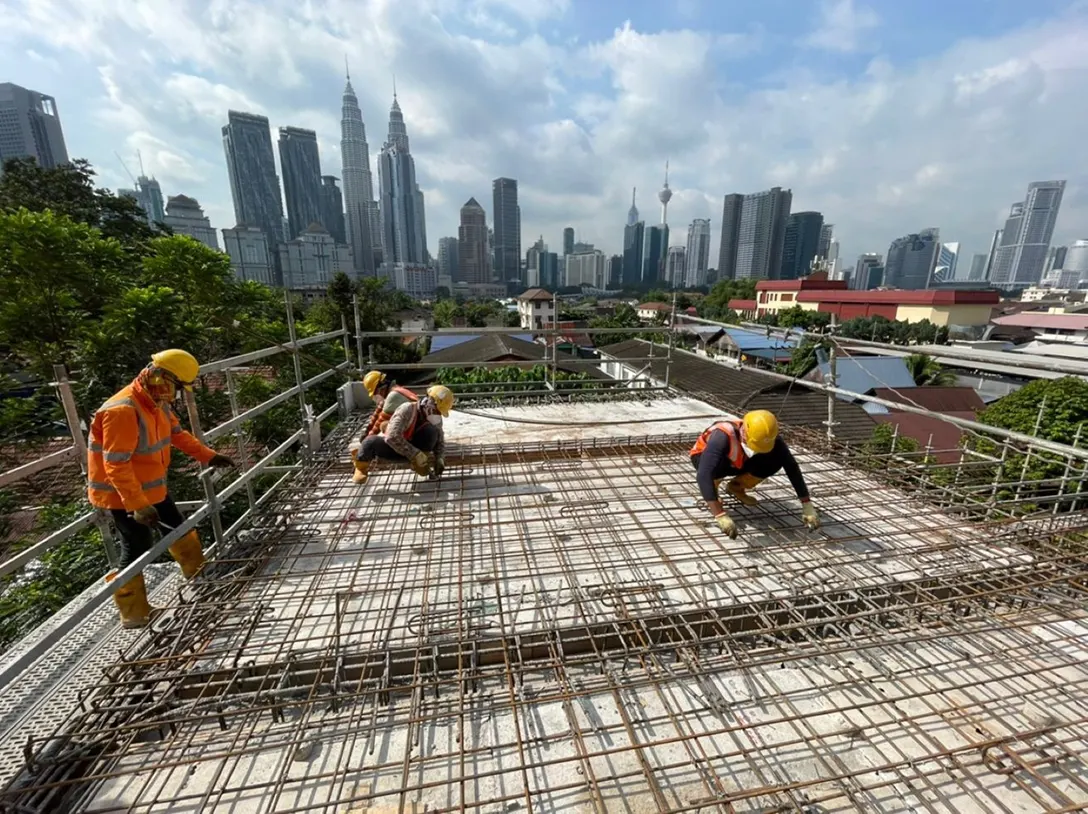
[0,446,77,488]
[199,330,347,375]
[356,325,672,339]
[363,356,663,371]
[0,512,96,579]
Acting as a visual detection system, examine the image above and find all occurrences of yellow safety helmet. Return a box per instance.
[363,370,387,398]
[742,409,779,454]
[150,349,200,391]
[426,385,455,417]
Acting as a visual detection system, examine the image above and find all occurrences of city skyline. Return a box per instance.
[1,1,1085,274]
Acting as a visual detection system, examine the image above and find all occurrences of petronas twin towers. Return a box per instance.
[339,70,427,276]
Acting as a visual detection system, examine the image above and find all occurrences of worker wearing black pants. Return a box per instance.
[109,495,187,568]
[359,422,439,463]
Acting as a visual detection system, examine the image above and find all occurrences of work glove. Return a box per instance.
[802,501,820,531]
[714,513,737,539]
[434,456,445,477]
[410,451,432,477]
[133,505,160,527]
[208,454,236,469]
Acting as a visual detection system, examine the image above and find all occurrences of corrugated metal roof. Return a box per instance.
[870,386,985,413]
[723,328,798,352]
[992,313,1088,330]
[814,357,916,401]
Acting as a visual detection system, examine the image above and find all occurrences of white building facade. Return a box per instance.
[222,226,276,286]
[279,227,353,292]
[164,195,219,250]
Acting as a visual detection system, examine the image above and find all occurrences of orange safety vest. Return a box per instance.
[87,379,215,511]
[689,420,746,469]
[365,385,418,437]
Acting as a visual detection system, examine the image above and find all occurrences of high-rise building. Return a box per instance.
[666,246,686,288]
[438,236,460,282]
[684,219,711,288]
[1045,245,1069,274]
[642,224,668,285]
[457,198,489,284]
[378,92,428,266]
[279,225,353,292]
[933,242,960,283]
[827,240,843,280]
[526,236,546,288]
[222,225,276,286]
[658,161,673,225]
[0,82,68,172]
[717,193,744,280]
[340,69,376,275]
[968,253,989,281]
[163,195,219,249]
[989,181,1066,286]
[540,251,559,290]
[884,229,939,290]
[563,227,575,258]
[223,110,284,248]
[566,250,607,288]
[609,255,622,289]
[817,223,833,259]
[120,174,166,228]
[627,187,639,227]
[622,221,644,287]
[278,127,323,241]
[492,177,520,283]
[1065,239,1088,286]
[853,253,884,291]
[319,176,346,245]
[780,211,824,280]
[735,187,792,280]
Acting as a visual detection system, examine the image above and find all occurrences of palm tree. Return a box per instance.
[904,352,956,386]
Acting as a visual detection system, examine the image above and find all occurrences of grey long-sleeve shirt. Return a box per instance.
[383,401,445,461]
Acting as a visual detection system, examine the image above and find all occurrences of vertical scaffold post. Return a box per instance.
[54,364,118,567]
[665,292,676,388]
[353,295,365,375]
[182,388,225,548]
[284,291,314,456]
[340,314,352,368]
[225,368,256,511]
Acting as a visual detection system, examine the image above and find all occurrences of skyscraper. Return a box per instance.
[458,198,489,284]
[780,211,824,280]
[319,176,346,245]
[563,227,575,258]
[989,181,1066,286]
[716,193,744,280]
[817,223,833,259]
[609,255,622,289]
[735,187,792,280]
[684,218,711,288]
[378,92,428,266]
[642,225,668,285]
[492,177,520,283]
[278,127,323,241]
[438,236,460,283]
[853,254,884,291]
[934,242,960,283]
[627,187,639,226]
[1065,240,1088,286]
[0,82,68,171]
[121,174,166,228]
[658,162,673,225]
[968,253,989,281]
[526,236,546,287]
[666,246,686,288]
[163,195,219,249]
[340,69,376,275]
[884,229,939,289]
[622,221,644,287]
[223,110,284,247]
[1045,245,1069,274]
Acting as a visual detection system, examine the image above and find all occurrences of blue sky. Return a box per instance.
[1,0,1085,270]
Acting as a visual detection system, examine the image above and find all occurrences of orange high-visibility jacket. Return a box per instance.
[364,385,417,437]
[87,379,216,511]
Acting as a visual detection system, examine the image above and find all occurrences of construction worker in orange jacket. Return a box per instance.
[351,385,454,484]
[690,409,819,539]
[88,349,235,628]
[360,370,417,439]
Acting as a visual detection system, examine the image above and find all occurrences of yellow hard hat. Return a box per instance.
[363,370,387,398]
[150,349,200,391]
[426,384,455,417]
[742,409,778,454]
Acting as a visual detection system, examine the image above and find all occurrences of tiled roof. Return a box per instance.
[517,288,553,302]
[870,386,985,414]
[600,339,875,443]
[422,334,609,378]
[992,313,1088,331]
[636,302,672,311]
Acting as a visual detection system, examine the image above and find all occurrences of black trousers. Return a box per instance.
[358,423,439,463]
[109,494,185,569]
[690,453,784,480]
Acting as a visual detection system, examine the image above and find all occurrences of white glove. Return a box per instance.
[802,501,820,530]
[715,513,737,539]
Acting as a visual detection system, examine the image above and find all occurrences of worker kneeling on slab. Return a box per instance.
[88,349,236,629]
[352,385,454,484]
[690,409,819,539]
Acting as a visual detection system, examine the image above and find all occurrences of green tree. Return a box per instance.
[903,353,956,386]
[785,337,828,377]
[977,377,1088,445]
[433,298,458,328]
[864,423,921,456]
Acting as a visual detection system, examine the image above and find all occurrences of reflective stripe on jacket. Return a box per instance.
[689,420,746,469]
[364,386,418,437]
[87,379,215,511]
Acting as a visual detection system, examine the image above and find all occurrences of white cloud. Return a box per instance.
[804,0,880,53]
[1,0,1085,272]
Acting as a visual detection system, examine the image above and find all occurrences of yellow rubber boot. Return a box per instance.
[169,531,205,579]
[107,571,153,629]
[352,458,370,485]
[727,473,763,506]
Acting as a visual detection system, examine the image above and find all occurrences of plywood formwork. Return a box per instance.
[2,401,1088,814]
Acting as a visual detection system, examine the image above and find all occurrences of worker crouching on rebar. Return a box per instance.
[351,385,455,484]
[87,350,236,628]
[690,409,819,539]
[360,370,418,439]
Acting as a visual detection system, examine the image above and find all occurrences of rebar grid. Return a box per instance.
[3,418,1088,814]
